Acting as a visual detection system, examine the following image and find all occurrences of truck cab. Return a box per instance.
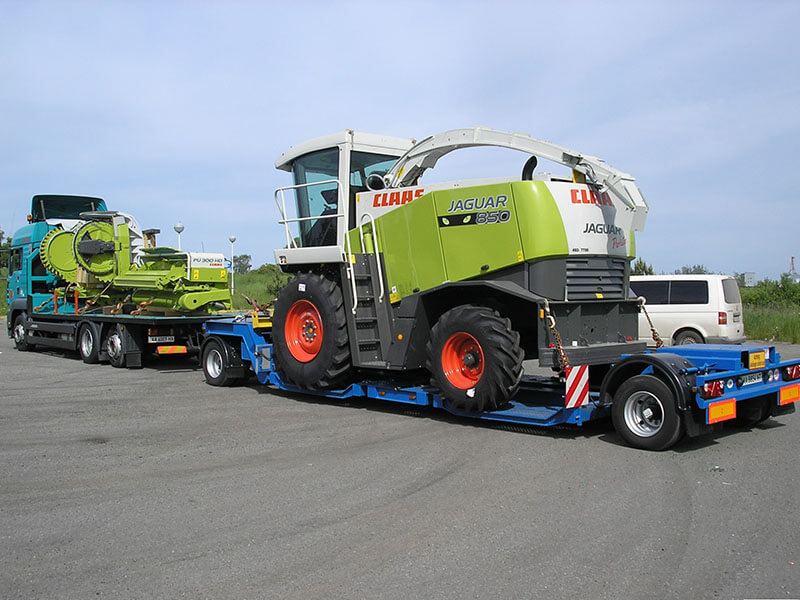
[7,195,106,336]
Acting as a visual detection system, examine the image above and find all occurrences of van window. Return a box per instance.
[722,278,741,304]
[630,280,669,304]
[670,281,708,304]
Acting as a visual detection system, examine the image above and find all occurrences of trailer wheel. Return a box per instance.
[734,396,771,427]
[427,305,523,413]
[612,375,683,450]
[202,338,238,386]
[78,324,100,364]
[12,313,34,351]
[104,325,126,368]
[272,272,351,389]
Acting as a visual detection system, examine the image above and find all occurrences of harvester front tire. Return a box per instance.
[78,324,100,364]
[272,272,351,389]
[12,313,34,351]
[104,325,126,368]
[427,305,524,413]
[612,375,683,451]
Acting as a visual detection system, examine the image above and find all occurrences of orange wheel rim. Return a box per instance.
[285,300,323,362]
[441,332,484,389]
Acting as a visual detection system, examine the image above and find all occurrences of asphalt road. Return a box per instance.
[1,327,799,600]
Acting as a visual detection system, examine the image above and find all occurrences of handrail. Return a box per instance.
[273,179,343,249]
[359,213,385,303]
[343,230,358,315]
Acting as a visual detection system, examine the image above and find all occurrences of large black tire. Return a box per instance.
[427,305,524,413]
[612,374,684,450]
[104,325,126,368]
[78,323,100,364]
[202,338,239,387]
[12,313,34,351]
[674,329,703,345]
[272,272,351,389]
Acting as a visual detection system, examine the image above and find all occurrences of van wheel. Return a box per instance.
[674,330,703,345]
[612,375,684,450]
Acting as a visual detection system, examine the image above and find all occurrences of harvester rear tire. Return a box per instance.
[78,323,100,364]
[272,272,351,390]
[104,325,126,368]
[427,305,524,413]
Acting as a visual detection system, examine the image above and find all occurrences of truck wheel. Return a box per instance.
[427,305,524,413]
[104,325,126,368]
[272,272,351,389]
[78,324,100,364]
[202,338,238,386]
[674,330,703,345]
[12,313,34,351]
[612,375,683,450]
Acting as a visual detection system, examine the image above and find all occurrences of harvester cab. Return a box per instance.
[271,128,651,412]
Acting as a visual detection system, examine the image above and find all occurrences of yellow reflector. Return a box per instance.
[749,351,765,370]
[780,384,800,406]
[156,345,188,355]
[707,399,737,424]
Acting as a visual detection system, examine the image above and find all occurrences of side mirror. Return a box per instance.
[366,173,386,191]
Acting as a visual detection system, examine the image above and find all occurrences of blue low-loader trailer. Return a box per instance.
[201,314,800,451]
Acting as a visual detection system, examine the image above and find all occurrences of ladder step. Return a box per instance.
[356,317,377,324]
[358,338,380,346]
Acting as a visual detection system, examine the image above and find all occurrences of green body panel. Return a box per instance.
[432,183,523,282]
[511,181,569,259]
[351,181,575,303]
[373,192,447,301]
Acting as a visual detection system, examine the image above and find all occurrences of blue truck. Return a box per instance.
[6,194,226,367]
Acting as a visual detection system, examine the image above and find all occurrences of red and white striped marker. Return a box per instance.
[565,364,589,408]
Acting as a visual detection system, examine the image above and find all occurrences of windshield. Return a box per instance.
[291,148,340,247]
[31,195,106,222]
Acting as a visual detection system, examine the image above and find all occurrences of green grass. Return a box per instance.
[230,267,290,310]
[743,304,800,343]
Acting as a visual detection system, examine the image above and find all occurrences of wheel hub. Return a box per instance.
[285,299,323,363]
[624,391,664,437]
[441,332,485,389]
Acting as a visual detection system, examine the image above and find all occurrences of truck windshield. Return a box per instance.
[30,195,107,222]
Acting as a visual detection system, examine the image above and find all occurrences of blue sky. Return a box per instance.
[2,1,798,279]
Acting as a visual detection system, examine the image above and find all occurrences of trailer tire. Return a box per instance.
[612,374,683,450]
[104,325,126,368]
[202,338,238,386]
[12,313,34,351]
[272,272,351,389]
[734,396,771,427]
[427,305,524,413]
[78,323,100,364]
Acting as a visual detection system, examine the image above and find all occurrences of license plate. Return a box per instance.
[740,372,763,386]
[749,351,765,369]
[148,335,175,343]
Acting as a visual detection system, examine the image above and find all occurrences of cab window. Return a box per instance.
[291,148,340,247]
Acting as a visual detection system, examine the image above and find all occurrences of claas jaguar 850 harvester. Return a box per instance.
[192,127,785,451]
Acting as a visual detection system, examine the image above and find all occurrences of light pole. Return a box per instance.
[174,222,184,251]
[229,235,236,295]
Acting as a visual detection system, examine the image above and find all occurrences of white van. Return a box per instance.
[629,274,745,346]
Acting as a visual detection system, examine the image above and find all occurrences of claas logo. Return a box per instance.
[571,188,613,207]
[372,188,425,208]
